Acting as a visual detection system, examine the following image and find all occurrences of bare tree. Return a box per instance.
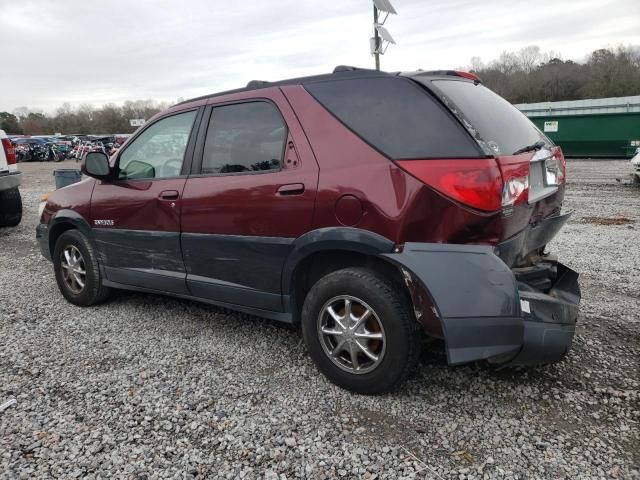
[517,46,541,73]
[469,56,484,72]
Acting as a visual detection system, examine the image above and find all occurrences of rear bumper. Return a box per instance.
[497,211,571,267]
[0,171,22,191]
[381,238,580,367]
[505,262,580,366]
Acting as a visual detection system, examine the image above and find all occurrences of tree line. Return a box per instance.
[2,45,639,135]
[0,100,169,136]
[467,45,640,104]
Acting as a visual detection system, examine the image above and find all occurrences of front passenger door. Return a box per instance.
[90,109,200,294]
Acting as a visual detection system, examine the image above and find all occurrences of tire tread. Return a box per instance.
[53,229,110,306]
[0,187,22,227]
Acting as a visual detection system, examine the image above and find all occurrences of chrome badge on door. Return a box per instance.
[94,219,114,226]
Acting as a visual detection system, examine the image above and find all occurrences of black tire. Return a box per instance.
[53,229,111,306]
[0,187,22,227]
[301,267,421,394]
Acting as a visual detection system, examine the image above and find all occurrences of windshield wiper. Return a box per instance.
[512,140,546,156]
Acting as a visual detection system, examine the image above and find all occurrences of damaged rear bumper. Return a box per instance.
[506,262,579,366]
[381,238,580,367]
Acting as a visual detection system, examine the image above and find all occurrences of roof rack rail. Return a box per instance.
[246,80,270,88]
[333,65,358,73]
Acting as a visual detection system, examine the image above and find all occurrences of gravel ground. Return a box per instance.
[1,159,638,479]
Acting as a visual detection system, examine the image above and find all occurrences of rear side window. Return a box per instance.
[304,77,482,159]
[425,79,550,156]
[202,101,287,175]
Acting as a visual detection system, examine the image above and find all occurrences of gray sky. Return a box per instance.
[1,0,639,113]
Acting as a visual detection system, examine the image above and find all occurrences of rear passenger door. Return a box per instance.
[180,89,318,312]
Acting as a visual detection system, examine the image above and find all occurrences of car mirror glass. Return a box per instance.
[83,152,111,178]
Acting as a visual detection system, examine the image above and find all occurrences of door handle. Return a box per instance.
[277,183,305,196]
[158,190,179,200]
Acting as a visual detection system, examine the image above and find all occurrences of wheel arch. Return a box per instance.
[48,210,93,258]
[283,227,419,325]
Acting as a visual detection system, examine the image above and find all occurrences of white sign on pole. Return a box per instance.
[543,120,558,133]
[130,119,146,127]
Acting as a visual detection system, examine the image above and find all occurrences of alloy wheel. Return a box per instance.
[60,245,86,294]
[317,295,386,374]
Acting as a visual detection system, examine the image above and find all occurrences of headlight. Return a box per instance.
[38,193,50,220]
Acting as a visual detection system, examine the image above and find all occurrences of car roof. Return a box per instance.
[174,66,478,108]
[175,66,395,106]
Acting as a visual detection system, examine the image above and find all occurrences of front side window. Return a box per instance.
[202,102,286,175]
[118,110,197,180]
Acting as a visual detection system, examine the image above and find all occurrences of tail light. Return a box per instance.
[420,70,482,83]
[553,147,566,184]
[1,138,17,166]
[454,71,481,82]
[397,159,503,212]
[497,157,530,207]
[398,150,564,212]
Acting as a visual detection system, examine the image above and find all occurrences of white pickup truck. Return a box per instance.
[0,129,22,226]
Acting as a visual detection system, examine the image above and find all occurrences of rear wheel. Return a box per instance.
[53,230,111,306]
[301,267,420,394]
[0,187,22,227]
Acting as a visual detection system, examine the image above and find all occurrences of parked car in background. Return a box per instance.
[50,138,73,159]
[0,129,22,226]
[12,137,48,162]
[36,67,581,394]
[114,134,131,146]
[631,147,640,184]
[12,137,62,162]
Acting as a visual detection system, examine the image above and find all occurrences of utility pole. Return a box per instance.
[370,0,396,71]
[373,6,381,71]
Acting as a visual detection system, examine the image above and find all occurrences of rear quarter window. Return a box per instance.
[304,77,482,159]
[424,79,550,156]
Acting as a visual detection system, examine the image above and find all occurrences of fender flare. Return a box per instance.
[281,227,395,295]
[47,209,93,256]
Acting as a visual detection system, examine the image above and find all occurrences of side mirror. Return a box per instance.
[81,151,112,180]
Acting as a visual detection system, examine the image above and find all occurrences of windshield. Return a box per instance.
[417,78,551,156]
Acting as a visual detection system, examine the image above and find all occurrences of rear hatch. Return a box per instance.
[408,74,567,248]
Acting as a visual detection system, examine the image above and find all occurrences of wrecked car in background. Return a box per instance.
[631,147,640,184]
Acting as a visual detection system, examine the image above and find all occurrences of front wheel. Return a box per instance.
[301,267,421,394]
[53,230,111,306]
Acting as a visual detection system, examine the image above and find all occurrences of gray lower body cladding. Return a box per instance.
[381,240,580,367]
[37,214,580,366]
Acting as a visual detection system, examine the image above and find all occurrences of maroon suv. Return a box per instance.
[36,67,580,394]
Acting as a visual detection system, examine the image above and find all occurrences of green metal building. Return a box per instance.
[515,96,640,158]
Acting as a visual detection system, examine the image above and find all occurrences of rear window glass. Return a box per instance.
[425,79,550,156]
[304,77,482,159]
